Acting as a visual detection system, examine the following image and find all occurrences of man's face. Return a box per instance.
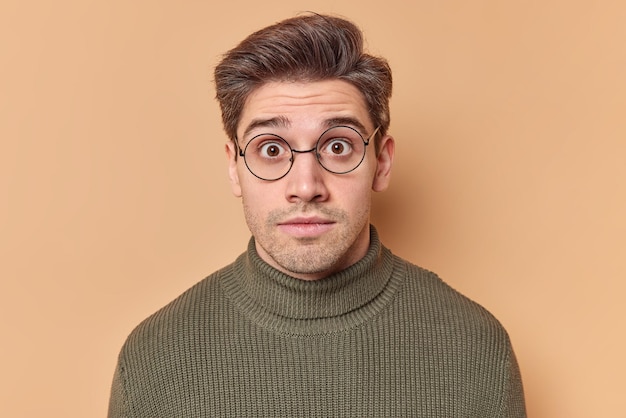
[226,80,394,280]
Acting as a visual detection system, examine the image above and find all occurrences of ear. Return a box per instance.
[225,141,242,197]
[372,135,395,192]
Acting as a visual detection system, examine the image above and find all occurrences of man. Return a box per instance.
[108,13,526,417]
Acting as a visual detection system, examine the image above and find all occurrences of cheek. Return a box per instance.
[239,181,278,212]
[333,179,373,208]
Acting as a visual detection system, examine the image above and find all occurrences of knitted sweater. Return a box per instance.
[108,227,526,417]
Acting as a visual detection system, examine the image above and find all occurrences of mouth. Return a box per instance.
[277,217,336,238]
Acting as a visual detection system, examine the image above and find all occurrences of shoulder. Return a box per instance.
[392,255,513,344]
[118,260,237,356]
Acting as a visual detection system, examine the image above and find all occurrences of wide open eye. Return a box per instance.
[315,126,368,174]
[247,134,290,161]
[318,126,362,159]
[321,138,353,157]
[259,141,286,158]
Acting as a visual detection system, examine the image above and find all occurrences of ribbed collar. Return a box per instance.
[223,226,401,335]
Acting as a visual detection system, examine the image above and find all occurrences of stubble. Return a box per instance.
[243,201,370,277]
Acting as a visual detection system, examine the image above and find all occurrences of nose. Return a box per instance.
[284,149,329,203]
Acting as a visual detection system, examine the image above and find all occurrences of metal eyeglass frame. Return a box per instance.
[235,125,381,181]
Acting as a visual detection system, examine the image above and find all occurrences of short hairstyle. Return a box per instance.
[214,13,393,148]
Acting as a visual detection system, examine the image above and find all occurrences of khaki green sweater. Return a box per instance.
[108,227,526,417]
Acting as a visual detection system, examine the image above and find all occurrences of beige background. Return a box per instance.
[1,0,624,417]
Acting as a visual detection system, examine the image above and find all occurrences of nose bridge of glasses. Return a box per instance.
[291,146,318,155]
[289,145,322,173]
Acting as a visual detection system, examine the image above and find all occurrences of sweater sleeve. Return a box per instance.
[501,347,527,417]
[107,356,131,418]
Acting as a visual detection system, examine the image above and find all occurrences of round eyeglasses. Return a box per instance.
[236,125,380,181]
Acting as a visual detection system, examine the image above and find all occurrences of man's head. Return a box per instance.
[214,13,392,150]
[214,14,395,281]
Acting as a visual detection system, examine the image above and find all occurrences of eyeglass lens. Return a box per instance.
[241,126,370,181]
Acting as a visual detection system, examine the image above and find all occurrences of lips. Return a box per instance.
[279,216,333,225]
[277,216,335,238]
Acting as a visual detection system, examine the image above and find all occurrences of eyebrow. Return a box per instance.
[240,116,368,139]
[240,116,291,139]
[323,117,367,134]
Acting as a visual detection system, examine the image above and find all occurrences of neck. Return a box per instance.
[225,225,397,330]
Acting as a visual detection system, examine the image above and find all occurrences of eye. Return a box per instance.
[322,138,353,156]
[257,140,288,159]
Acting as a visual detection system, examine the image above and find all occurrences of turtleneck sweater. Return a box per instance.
[108,227,526,417]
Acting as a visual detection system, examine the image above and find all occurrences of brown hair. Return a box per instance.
[213,13,392,147]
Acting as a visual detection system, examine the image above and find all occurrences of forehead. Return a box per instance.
[238,80,372,138]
